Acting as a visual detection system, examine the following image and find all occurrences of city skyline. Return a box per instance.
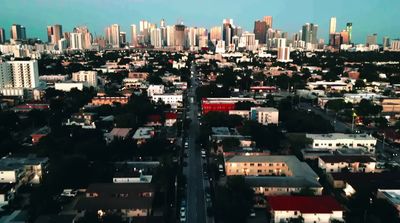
[1,0,399,44]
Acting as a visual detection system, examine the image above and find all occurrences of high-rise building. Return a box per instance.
[391,39,400,51]
[0,28,5,44]
[160,19,166,28]
[302,23,318,44]
[10,24,25,41]
[241,32,256,50]
[187,27,197,48]
[58,38,68,51]
[174,24,186,50]
[277,38,291,62]
[346,23,353,44]
[366,33,378,46]
[329,17,337,34]
[263,16,273,29]
[210,26,222,42]
[73,26,92,49]
[120,32,126,44]
[110,24,120,48]
[340,30,350,45]
[130,24,137,47]
[383,36,390,49]
[150,28,162,48]
[47,24,63,44]
[0,60,39,89]
[166,26,175,47]
[254,20,267,44]
[70,33,83,50]
[223,19,233,47]
[72,71,98,88]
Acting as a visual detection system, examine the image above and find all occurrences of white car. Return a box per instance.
[60,189,77,197]
[180,207,186,222]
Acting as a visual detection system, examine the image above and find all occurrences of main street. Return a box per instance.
[183,63,207,223]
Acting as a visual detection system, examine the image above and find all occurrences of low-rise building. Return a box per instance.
[72,70,98,88]
[132,127,155,145]
[318,155,376,173]
[250,107,279,125]
[146,85,165,97]
[64,112,97,129]
[377,189,400,215]
[225,155,322,196]
[54,82,84,92]
[151,94,183,109]
[90,96,129,106]
[306,133,377,153]
[30,126,51,145]
[267,196,344,223]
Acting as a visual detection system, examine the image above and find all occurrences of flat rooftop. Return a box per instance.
[306,133,376,141]
[133,127,155,139]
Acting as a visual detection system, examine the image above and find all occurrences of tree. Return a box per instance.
[288,217,305,223]
[354,79,366,89]
[356,99,382,117]
[221,138,241,151]
[325,99,352,112]
[235,101,257,110]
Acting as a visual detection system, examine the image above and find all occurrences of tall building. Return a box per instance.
[70,33,83,50]
[58,38,68,51]
[139,20,151,45]
[120,32,127,44]
[0,28,5,44]
[346,23,353,44]
[166,25,175,47]
[366,33,378,46]
[47,24,63,44]
[277,38,291,62]
[383,36,390,49]
[110,24,121,48]
[174,24,186,50]
[241,32,256,50]
[391,39,400,51]
[223,19,233,47]
[73,26,92,49]
[302,23,318,44]
[10,24,25,41]
[329,17,336,34]
[72,71,98,88]
[263,16,273,29]
[160,19,166,28]
[130,24,137,47]
[150,28,162,48]
[0,60,39,89]
[254,20,267,44]
[210,26,222,41]
[187,27,197,48]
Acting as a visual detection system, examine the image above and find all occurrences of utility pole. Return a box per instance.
[351,108,355,133]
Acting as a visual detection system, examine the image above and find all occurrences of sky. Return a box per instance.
[1,0,399,44]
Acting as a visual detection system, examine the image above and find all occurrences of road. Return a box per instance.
[183,63,207,223]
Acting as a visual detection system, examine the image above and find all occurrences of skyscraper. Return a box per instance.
[47,24,63,44]
[210,26,222,42]
[73,26,92,49]
[150,28,162,48]
[0,60,39,89]
[263,16,273,29]
[254,20,267,44]
[166,25,175,47]
[346,23,353,44]
[130,24,137,47]
[0,28,5,44]
[302,23,318,44]
[222,19,233,47]
[120,32,127,44]
[277,38,291,62]
[366,33,378,46]
[70,32,83,50]
[383,36,390,49]
[10,24,25,41]
[329,17,336,34]
[174,24,186,50]
[111,24,121,48]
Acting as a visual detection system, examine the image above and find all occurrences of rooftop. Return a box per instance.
[378,189,400,206]
[306,133,376,141]
[268,196,343,213]
[319,155,376,163]
[133,127,155,139]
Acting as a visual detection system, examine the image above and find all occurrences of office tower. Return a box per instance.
[222,19,233,47]
[277,38,290,62]
[150,28,162,48]
[139,20,151,44]
[346,23,353,43]
[73,26,92,49]
[160,19,166,28]
[340,30,349,45]
[187,27,197,47]
[210,26,222,41]
[263,16,273,29]
[302,23,318,44]
[329,33,342,48]
[198,36,208,49]
[0,60,39,89]
[58,38,68,51]
[47,24,63,44]
[166,26,175,47]
[233,26,243,37]
[72,71,98,88]
[383,36,390,49]
[391,40,400,50]
[130,24,137,47]
[174,24,186,50]
[70,33,83,50]
[0,28,5,44]
[110,24,120,48]
[366,33,377,46]
[120,32,127,44]
[241,32,256,50]
[254,20,267,44]
[329,17,337,34]
[139,20,149,33]
[10,24,25,40]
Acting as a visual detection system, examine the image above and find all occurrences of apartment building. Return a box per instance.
[151,94,183,109]
[72,70,98,88]
[306,133,377,153]
[318,155,376,173]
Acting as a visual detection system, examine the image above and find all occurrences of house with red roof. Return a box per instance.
[165,112,177,127]
[267,196,344,223]
[145,115,162,127]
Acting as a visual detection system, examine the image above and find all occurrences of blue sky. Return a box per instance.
[1,0,399,44]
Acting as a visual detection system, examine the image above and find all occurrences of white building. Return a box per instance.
[70,32,83,50]
[151,94,183,109]
[147,85,165,97]
[150,28,162,48]
[277,38,291,62]
[250,107,279,125]
[0,60,39,89]
[306,133,377,153]
[268,196,344,223]
[318,155,376,173]
[72,70,98,88]
[54,82,84,92]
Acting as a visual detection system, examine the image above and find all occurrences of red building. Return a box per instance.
[201,98,256,114]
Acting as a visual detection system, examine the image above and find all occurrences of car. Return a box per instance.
[205,192,211,203]
[180,207,186,216]
[60,189,77,197]
[180,214,186,222]
[249,209,256,217]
